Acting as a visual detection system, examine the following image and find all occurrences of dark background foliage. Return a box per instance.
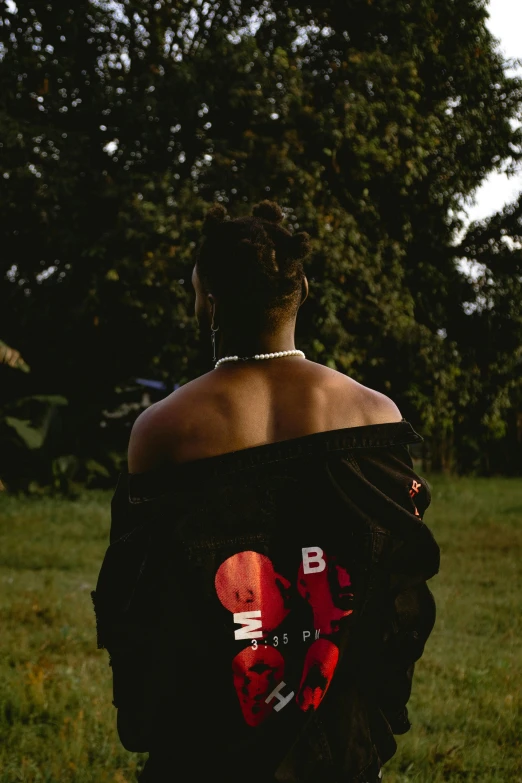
[1,0,521,491]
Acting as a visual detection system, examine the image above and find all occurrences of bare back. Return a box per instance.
[147,359,402,467]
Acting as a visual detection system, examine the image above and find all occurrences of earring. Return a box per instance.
[210,315,219,363]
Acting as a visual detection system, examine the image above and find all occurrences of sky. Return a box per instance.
[464,0,522,225]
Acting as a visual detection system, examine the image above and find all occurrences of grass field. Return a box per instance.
[0,475,521,782]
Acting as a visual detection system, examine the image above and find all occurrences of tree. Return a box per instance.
[1,0,521,483]
[452,196,522,473]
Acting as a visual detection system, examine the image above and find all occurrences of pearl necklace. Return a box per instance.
[214,349,305,369]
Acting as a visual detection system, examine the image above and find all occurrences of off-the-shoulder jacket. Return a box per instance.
[91,420,440,783]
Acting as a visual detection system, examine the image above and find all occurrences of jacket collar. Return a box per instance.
[122,420,422,504]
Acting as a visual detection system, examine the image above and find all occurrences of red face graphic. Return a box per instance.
[215,551,291,635]
[216,548,354,726]
[297,556,354,634]
[232,646,285,727]
[296,639,339,712]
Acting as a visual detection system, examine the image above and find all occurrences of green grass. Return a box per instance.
[0,476,521,782]
[0,491,147,783]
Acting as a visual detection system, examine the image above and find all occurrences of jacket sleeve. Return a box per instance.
[351,444,440,735]
[91,473,155,752]
[370,572,437,734]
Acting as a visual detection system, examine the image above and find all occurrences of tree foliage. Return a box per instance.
[0,0,521,484]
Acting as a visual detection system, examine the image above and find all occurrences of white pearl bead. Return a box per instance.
[215,348,305,368]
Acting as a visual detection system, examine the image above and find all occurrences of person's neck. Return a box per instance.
[216,324,298,360]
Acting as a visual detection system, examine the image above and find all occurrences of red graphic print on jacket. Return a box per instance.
[215,548,353,726]
[215,551,291,636]
[296,639,339,711]
[297,554,354,634]
[232,646,285,727]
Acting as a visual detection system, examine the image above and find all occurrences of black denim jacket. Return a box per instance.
[91,421,440,783]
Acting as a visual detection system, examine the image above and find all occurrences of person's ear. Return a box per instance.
[300,276,309,306]
[208,293,217,323]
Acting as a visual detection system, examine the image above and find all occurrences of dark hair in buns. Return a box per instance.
[195,199,311,329]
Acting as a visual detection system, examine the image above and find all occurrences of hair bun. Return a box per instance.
[202,203,228,236]
[252,200,284,224]
[287,230,312,260]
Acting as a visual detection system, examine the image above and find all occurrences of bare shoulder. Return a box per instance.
[316,364,403,427]
[355,382,403,425]
[127,375,210,473]
[127,400,166,474]
[127,363,402,472]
